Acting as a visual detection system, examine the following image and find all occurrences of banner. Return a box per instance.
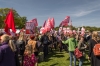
[25,22,35,34]
[30,18,38,27]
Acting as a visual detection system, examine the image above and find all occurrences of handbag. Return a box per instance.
[74,48,83,59]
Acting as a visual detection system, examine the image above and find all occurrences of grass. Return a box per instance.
[38,49,90,66]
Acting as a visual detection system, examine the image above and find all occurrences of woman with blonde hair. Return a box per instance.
[0,34,16,66]
[9,36,17,52]
[9,36,20,66]
[88,31,100,66]
[16,32,25,66]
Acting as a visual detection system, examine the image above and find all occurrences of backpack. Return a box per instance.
[93,40,100,56]
[74,48,83,59]
[16,40,25,55]
[16,40,24,49]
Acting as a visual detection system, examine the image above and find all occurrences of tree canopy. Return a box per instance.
[54,26,100,31]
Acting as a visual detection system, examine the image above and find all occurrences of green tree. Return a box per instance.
[54,26,59,31]
[0,8,27,29]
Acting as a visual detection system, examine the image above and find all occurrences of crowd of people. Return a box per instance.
[0,29,100,66]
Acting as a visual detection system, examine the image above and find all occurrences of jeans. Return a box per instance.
[43,45,48,58]
[69,51,76,66]
[79,57,84,66]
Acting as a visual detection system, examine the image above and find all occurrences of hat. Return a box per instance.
[30,35,35,40]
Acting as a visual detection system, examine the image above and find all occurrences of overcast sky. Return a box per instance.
[0,0,100,27]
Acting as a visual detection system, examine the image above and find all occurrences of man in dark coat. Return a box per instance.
[40,33,49,58]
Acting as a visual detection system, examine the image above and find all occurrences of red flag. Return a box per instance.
[59,16,70,27]
[62,21,68,26]
[64,16,70,23]
[43,20,46,27]
[59,22,63,27]
[4,9,16,35]
[45,18,52,31]
[30,18,38,27]
[40,27,47,34]
[59,21,68,27]
[50,18,55,29]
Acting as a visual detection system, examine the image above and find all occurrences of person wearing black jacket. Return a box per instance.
[40,33,49,58]
[0,32,3,46]
[78,36,87,66]
[16,32,25,66]
[88,31,100,66]
[52,34,57,50]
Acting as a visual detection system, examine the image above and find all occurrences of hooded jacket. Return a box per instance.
[62,38,77,51]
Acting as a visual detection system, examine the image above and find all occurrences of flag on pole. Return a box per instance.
[64,16,70,23]
[4,9,16,35]
[50,18,55,29]
[59,16,70,27]
[40,27,47,34]
[30,18,38,27]
[45,18,52,31]
[43,20,46,27]
[63,16,70,26]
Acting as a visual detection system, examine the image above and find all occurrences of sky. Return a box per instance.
[0,0,100,27]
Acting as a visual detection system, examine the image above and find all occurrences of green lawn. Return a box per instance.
[38,50,90,66]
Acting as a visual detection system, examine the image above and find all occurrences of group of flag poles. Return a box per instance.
[3,9,85,36]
